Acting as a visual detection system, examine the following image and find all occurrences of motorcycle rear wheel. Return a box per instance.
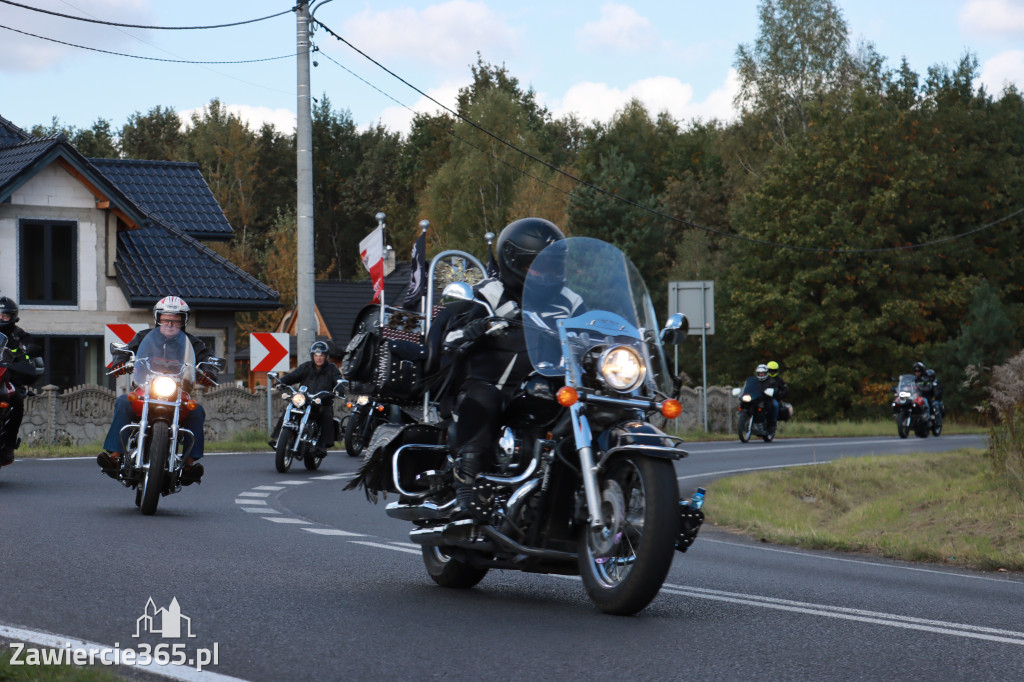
[275,430,295,473]
[140,422,169,516]
[737,413,752,443]
[422,545,488,588]
[344,410,366,457]
[931,423,942,437]
[579,456,678,616]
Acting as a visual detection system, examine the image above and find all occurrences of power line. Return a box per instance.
[0,0,291,29]
[0,23,295,64]
[311,17,1024,255]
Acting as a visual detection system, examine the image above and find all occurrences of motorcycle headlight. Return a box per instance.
[356,395,370,406]
[291,393,307,408]
[152,376,178,399]
[741,394,752,403]
[598,345,645,392]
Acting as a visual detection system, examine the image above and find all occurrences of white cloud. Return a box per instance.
[373,83,462,135]
[0,0,156,72]
[551,70,739,126]
[979,49,1024,93]
[180,104,296,134]
[575,3,660,53]
[959,0,1024,37]
[342,1,518,70]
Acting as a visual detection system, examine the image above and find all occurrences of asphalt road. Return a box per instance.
[3,433,1022,681]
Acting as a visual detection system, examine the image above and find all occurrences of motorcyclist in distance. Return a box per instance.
[443,217,581,519]
[765,360,788,429]
[97,296,215,484]
[269,340,342,454]
[0,296,42,466]
[755,363,781,435]
[912,361,933,416]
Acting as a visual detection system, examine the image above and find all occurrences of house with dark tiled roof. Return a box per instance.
[0,114,279,389]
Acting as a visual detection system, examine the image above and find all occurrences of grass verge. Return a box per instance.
[0,646,121,681]
[705,447,1024,571]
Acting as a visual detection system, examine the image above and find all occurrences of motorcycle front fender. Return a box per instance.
[595,420,688,471]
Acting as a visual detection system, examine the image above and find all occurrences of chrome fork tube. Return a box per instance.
[570,402,604,528]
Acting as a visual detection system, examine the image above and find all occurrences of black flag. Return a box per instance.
[402,230,427,311]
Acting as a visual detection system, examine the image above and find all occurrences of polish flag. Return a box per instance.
[359,225,385,303]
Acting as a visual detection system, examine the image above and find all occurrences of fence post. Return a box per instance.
[41,385,59,444]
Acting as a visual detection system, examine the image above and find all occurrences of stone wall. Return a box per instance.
[20,382,741,447]
[20,384,272,447]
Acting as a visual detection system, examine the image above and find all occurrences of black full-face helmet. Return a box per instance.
[913,361,926,375]
[0,296,18,331]
[495,218,565,292]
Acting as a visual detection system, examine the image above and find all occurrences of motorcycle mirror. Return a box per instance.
[731,387,741,397]
[441,281,495,316]
[209,357,226,372]
[660,313,689,345]
[110,341,128,355]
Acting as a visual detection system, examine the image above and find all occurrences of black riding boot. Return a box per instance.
[452,452,483,520]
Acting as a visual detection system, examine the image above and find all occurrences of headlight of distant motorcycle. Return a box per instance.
[356,395,370,406]
[291,393,307,408]
[741,394,752,403]
[152,376,178,399]
[598,345,645,392]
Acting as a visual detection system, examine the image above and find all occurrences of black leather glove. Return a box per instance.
[461,317,492,343]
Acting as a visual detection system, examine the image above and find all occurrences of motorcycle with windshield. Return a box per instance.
[892,374,933,439]
[0,331,44,470]
[732,376,780,442]
[267,371,345,472]
[107,331,224,515]
[347,237,705,616]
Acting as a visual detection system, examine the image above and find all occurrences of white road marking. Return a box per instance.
[660,584,1024,645]
[276,480,310,485]
[237,492,270,497]
[252,486,285,491]
[302,529,367,536]
[241,507,279,514]
[234,499,267,505]
[678,461,820,481]
[349,541,421,555]
[264,517,310,524]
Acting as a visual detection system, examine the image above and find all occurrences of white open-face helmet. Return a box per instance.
[755,363,769,379]
[154,295,190,327]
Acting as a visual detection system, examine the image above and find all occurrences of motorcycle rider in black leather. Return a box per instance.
[444,218,572,519]
[765,360,788,433]
[0,297,42,466]
[270,341,341,453]
[912,361,933,415]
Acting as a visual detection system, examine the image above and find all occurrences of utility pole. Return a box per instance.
[295,1,315,361]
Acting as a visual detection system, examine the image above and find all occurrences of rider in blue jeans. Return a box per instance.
[97,296,213,485]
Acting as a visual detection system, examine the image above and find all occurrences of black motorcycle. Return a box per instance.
[892,374,932,439]
[268,371,345,472]
[347,237,705,616]
[343,394,389,458]
[732,376,780,442]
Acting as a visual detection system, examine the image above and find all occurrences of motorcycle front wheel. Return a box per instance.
[931,423,942,437]
[422,545,488,588]
[275,430,295,473]
[140,422,169,516]
[897,415,910,439]
[304,425,324,470]
[579,456,678,616]
[344,410,367,457]
[737,412,753,443]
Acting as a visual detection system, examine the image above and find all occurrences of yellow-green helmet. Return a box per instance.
[767,360,780,377]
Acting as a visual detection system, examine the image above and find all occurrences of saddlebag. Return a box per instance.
[374,339,426,401]
[343,422,447,501]
[341,331,378,382]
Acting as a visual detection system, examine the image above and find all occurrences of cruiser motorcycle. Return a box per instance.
[268,371,345,472]
[892,374,932,439]
[343,394,389,458]
[347,237,705,615]
[108,331,224,514]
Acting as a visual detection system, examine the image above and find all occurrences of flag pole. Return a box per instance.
[375,212,386,327]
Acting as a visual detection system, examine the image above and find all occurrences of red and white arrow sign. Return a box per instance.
[104,323,150,367]
[250,332,290,372]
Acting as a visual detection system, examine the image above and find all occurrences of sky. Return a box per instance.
[1,0,1024,137]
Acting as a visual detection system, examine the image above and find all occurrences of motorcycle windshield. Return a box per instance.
[896,374,919,396]
[741,376,763,400]
[133,328,196,386]
[522,237,673,397]
[0,331,7,354]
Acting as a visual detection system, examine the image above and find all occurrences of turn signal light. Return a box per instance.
[346,402,354,409]
[556,386,579,407]
[186,400,198,410]
[0,402,8,409]
[660,399,683,419]
[126,393,139,402]
[376,404,385,412]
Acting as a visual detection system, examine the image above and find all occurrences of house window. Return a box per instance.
[33,335,104,390]
[19,220,77,305]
